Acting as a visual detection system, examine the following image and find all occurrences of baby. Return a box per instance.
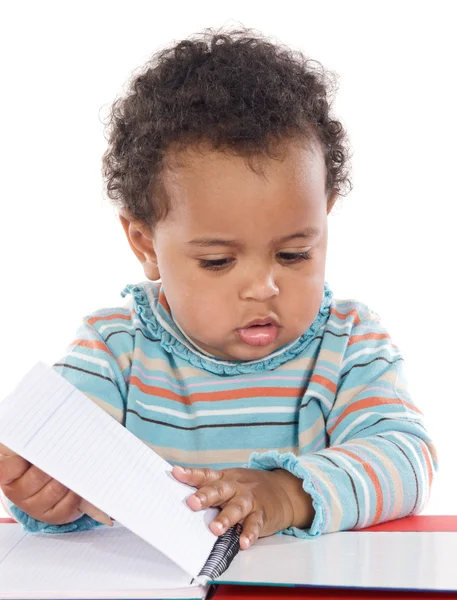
[0,29,437,550]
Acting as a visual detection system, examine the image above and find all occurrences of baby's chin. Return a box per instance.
[201,339,288,363]
[189,327,305,362]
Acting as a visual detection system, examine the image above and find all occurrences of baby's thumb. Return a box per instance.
[78,498,113,527]
[0,445,31,485]
[0,443,16,457]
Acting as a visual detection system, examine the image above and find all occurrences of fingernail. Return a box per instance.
[175,466,189,474]
[189,494,203,509]
[96,514,114,527]
[80,508,113,527]
[242,536,251,548]
[213,521,224,532]
[197,493,206,505]
[79,500,113,527]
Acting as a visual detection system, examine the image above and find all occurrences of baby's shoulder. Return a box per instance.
[328,297,383,331]
[322,296,396,360]
[81,281,158,334]
[324,297,391,348]
[80,281,163,353]
[77,303,135,361]
[82,303,134,337]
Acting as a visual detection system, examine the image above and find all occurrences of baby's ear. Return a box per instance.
[327,191,338,214]
[119,211,160,281]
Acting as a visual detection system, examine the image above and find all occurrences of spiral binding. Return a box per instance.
[198,523,243,580]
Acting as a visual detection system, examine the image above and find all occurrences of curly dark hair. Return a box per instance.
[102,28,351,226]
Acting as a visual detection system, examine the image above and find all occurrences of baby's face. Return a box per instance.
[151,141,331,361]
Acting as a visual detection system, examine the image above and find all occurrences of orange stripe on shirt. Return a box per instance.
[87,313,131,325]
[130,376,302,404]
[328,396,422,435]
[333,446,384,524]
[72,339,114,357]
[348,333,390,346]
[330,308,361,325]
[310,374,337,394]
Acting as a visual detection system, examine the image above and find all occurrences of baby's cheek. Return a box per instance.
[174,296,223,337]
[281,291,322,339]
[194,301,230,336]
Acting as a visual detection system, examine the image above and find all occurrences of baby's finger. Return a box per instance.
[187,480,236,511]
[210,495,253,536]
[18,475,69,515]
[0,443,16,456]
[238,511,264,550]
[79,499,113,527]
[1,464,52,498]
[172,466,221,488]
[42,489,83,525]
[0,454,31,486]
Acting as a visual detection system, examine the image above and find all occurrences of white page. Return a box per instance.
[0,363,218,579]
[216,530,457,592]
[0,523,207,599]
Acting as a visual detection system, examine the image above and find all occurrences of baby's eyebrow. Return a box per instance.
[187,238,239,247]
[274,228,320,244]
[187,228,320,247]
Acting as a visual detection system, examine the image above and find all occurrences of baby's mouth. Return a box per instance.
[237,319,280,347]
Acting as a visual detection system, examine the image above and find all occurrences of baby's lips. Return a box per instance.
[238,323,279,346]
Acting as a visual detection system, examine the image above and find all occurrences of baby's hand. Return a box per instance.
[0,443,112,526]
[172,466,313,549]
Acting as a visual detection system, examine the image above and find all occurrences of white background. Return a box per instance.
[0,1,455,517]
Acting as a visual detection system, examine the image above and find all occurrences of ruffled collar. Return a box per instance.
[121,281,333,375]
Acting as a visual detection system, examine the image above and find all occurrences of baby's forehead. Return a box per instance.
[157,141,329,232]
[161,138,326,185]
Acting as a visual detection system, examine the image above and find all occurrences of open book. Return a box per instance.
[0,363,241,599]
[3,518,457,598]
[0,522,213,599]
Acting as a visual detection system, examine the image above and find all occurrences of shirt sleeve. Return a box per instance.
[248,308,438,539]
[10,312,132,533]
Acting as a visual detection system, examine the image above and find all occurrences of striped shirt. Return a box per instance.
[10,281,437,538]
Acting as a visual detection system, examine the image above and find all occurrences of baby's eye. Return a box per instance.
[198,258,234,271]
[277,251,312,264]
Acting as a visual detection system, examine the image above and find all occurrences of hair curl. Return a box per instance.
[103,28,351,226]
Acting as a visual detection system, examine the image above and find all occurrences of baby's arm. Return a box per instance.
[3,313,131,532]
[248,308,437,538]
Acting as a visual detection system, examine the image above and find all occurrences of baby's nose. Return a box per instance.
[239,270,279,302]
